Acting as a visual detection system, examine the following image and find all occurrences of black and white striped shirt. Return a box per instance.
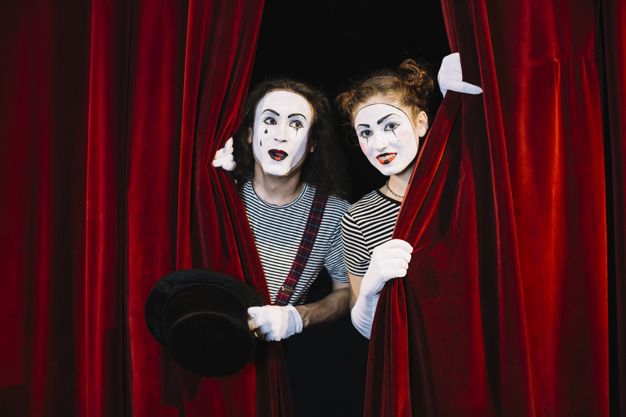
[341,190,401,276]
[241,181,349,305]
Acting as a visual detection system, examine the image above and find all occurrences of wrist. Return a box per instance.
[287,305,304,334]
[359,271,381,298]
[355,291,379,310]
[351,293,380,339]
[294,305,308,328]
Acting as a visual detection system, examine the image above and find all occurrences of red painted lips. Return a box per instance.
[376,152,397,165]
[268,149,288,161]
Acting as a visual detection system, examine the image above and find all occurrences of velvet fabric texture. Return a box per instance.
[364,0,621,416]
[600,2,626,416]
[1,0,624,416]
[0,0,294,416]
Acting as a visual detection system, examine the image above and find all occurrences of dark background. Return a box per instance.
[250,1,450,416]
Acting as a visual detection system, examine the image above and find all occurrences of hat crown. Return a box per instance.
[145,269,262,377]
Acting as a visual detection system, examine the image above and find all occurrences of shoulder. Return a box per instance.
[326,194,350,213]
[239,180,256,208]
[343,189,400,229]
[305,184,350,218]
[341,191,380,234]
[239,180,255,200]
[347,190,380,212]
[346,189,397,218]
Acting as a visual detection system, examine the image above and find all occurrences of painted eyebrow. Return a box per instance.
[356,124,370,129]
[288,113,307,120]
[376,114,397,125]
[261,109,280,116]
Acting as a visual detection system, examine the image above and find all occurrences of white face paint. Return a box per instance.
[353,103,423,176]
[251,90,313,177]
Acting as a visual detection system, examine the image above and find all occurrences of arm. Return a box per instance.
[348,270,384,339]
[295,280,350,328]
[249,205,353,340]
[349,239,413,339]
[348,271,363,307]
[295,207,351,327]
[247,281,349,342]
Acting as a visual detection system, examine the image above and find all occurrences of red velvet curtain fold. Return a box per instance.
[600,1,626,415]
[1,1,294,416]
[1,0,624,416]
[367,0,614,416]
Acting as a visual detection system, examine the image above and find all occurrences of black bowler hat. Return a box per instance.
[145,269,262,377]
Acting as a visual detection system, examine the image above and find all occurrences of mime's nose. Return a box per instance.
[372,132,390,151]
[273,122,289,142]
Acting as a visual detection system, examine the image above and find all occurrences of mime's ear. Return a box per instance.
[307,135,315,153]
[415,111,429,138]
[247,127,253,144]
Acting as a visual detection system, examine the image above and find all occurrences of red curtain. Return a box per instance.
[366,0,616,416]
[2,0,624,416]
[0,1,295,416]
[600,1,626,415]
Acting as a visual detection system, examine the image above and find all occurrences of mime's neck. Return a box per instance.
[252,163,304,206]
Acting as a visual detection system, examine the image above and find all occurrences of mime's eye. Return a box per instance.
[384,122,399,131]
[263,117,277,125]
[289,120,304,129]
[358,129,373,139]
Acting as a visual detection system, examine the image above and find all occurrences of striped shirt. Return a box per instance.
[341,190,401,276]
[241,181,349,305]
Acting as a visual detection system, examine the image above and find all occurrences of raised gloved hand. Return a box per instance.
[211,137,236,171]
[437,52,483,97]
[247,304,303,342]
[351,239,413,339]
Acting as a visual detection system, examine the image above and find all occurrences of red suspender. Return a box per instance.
[274,189,328,306]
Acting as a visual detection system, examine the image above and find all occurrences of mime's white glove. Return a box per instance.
[351,239,413,339]
[437,52,483,97]
[247,305,303,342]
[212,137,236,171]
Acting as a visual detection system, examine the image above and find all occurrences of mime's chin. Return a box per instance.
[260,162,293,177]
[264,169,291,177]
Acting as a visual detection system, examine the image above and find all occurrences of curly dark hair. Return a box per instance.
[232,79,347,197]
[336,59,435,147]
